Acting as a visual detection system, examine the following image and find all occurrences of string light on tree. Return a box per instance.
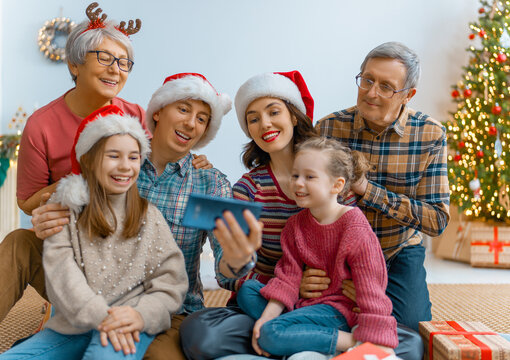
[447,0,510,223]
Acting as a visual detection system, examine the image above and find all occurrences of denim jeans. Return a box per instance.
[181,307,423,360]
[386,244,431,332]
[237,280,350,356]
[0,328,154,359]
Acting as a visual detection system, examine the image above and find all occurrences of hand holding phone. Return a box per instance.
[182,193,263,234]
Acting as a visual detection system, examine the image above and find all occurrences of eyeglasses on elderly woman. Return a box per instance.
[87,50,134,72]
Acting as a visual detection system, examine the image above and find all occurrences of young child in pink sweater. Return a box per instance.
[236,137,398,358]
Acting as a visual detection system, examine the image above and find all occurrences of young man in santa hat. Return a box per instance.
[28,73,263,360]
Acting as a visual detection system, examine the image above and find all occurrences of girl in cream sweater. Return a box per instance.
[0,105,188,360]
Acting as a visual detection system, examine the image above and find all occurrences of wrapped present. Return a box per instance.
[435,218,471,263]
[435,205,471,263]
[419,321,510,360]
[332,343,400,360]
[471,225,510,268]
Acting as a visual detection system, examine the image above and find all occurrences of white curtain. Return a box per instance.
[0,161,20,242]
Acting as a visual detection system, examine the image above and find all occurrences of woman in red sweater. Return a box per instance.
[236,137,398,357]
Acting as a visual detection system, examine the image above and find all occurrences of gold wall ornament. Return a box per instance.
[38,17,75,62]
[499,184,510,211]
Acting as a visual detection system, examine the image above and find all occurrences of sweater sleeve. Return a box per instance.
[260,217,302,311]
[134,207,189,335]
[346,221,398,348]
[43,212,110,330]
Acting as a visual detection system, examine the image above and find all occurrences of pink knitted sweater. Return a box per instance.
[260,207,398,348]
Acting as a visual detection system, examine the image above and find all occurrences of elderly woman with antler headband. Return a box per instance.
[0,0,147,351]
[16,2,143,215]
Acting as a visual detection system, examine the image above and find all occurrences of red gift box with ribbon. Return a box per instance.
[419,321,510,360]
[471,225,510,268]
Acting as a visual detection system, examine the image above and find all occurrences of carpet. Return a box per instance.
[0,283,508,353]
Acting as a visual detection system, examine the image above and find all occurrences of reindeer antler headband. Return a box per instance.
[82,2,141,37]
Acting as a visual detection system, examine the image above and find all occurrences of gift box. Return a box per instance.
[332,343,400,360]
[419,321,510,360]
[435,206,471,263]
[471,225,510,268]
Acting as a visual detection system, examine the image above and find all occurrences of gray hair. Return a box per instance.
[65,20,134,83]
[360,42,420,89]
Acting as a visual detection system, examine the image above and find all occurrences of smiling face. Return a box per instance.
[356,57,416,132]
[151,99,211,162]
[69,37,129,103]
[246,97,296,155]
[291,149,344,210]
[96,134,141,195]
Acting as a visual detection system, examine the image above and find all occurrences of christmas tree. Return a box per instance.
[447,0,510,223]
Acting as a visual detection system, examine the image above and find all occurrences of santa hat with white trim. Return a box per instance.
[234,70,314,138]
[145,73,232,149]
[51,105,150,212]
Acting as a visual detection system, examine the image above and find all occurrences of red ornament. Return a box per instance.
[477,149,484,158]
[469,33,476,40]
[492,105,502,115]
[497,53,507,63]
[479,7,485,13]
[463,88,472,98]
[451,90,460,98]
[489,124,498,136]
[479,29,486,37]
[454,153,462,162]
[458,141,465,149]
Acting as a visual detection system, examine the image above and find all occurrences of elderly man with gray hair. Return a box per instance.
[299,42,450,358]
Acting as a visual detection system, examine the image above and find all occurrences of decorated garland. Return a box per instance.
[0,134,21,160]
[38,17,75,62]
[0,135,20,188]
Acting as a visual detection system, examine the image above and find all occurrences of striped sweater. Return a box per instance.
[218,165,301,291]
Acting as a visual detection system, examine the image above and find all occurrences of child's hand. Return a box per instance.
[192,153,213,169]
[252,317,271,357]
[100,329,140,355]
[98,306,144,334]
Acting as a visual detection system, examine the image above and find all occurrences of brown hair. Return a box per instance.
[77,136,148,239]
[241,101,318,169]
[295,137,369,196]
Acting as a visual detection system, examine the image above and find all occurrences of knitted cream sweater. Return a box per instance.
[43,193,188,335]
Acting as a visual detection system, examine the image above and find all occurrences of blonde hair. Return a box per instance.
[295,137,369,196]
[78,135,147,239]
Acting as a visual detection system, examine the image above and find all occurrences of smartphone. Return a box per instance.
[182,193,263,234]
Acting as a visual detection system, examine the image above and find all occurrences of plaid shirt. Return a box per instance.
[317,106,450,259]
[137,153,232,313]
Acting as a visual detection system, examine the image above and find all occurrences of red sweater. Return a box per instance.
[260,207,398,348]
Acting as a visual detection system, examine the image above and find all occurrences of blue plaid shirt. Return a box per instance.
[317,106,450,259]
[137,153,232,313]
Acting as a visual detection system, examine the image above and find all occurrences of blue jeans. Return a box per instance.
[237,280,350,356]
[0,328,154,359]
[386,244,431,332]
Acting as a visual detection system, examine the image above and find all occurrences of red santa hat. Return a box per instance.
[51,105,150,212]
[234,70,314,137]
[145,73,232,149]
